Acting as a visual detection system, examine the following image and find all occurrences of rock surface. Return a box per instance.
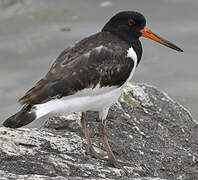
[0,83,197,180]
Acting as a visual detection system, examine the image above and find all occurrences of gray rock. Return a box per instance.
[0,83,197,180]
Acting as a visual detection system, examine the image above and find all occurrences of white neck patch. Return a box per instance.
[127,47,137,65]
[125,47,138,82]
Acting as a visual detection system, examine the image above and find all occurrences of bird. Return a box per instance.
[3,11,183,168]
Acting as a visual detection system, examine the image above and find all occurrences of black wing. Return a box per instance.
[18,46,134,105]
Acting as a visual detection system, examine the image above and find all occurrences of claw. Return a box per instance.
[107,154,122,168]
[109,160,122,168]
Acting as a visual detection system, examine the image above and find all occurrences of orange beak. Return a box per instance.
[140,27,183,52]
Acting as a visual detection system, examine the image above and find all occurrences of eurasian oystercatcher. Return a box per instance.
[3,11,183,168]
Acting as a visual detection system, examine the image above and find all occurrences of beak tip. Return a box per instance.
[178,48,184,52]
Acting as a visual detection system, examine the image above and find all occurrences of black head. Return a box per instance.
[102,11,183,52]
[102,11,146,43]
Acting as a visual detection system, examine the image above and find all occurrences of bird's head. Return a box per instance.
[102,11,183,52]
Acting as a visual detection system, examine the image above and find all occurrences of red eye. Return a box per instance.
[128,19,135,26]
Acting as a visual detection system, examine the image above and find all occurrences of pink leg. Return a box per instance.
[81,112,106,160]
[98,119,121,168]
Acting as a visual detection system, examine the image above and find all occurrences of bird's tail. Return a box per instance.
[3,105,37,128]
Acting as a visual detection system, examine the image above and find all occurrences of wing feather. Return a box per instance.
[18,46,134,105]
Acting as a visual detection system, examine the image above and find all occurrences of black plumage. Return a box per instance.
[18,32,135,105]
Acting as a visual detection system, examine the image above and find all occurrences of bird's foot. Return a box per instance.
[108,156,132,168]
[108,158,122,168]
[87,147,107,160]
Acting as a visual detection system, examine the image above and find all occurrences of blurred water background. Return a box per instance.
[0,0,197,126]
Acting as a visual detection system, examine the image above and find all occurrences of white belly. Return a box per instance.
[34,85,122,119]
